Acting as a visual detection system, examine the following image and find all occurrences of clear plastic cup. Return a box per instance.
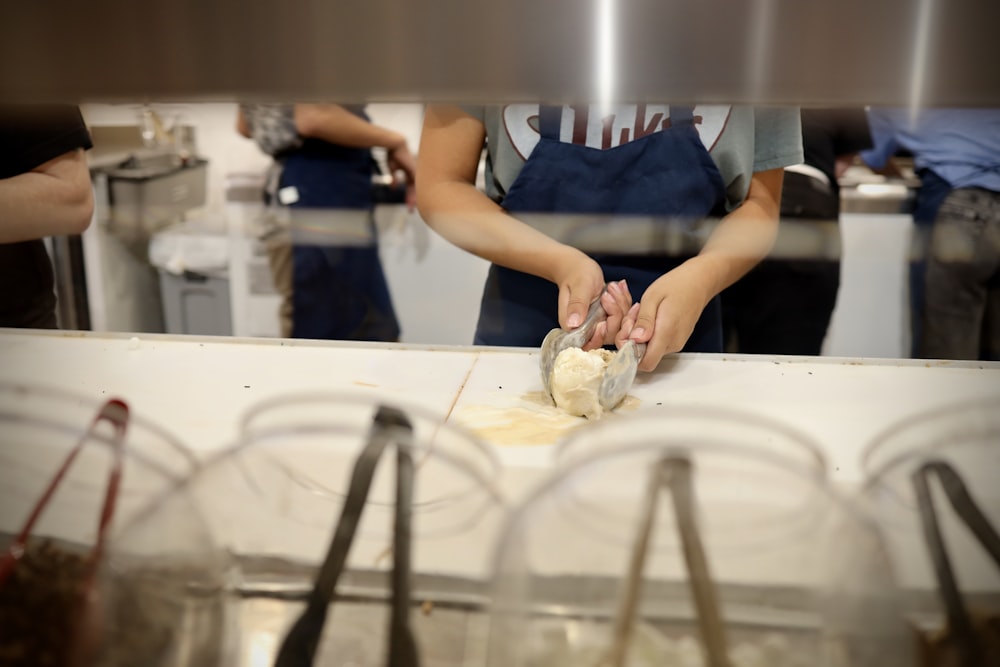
[490,410,912,667]
[0,382,202,667]
[860,398,1000,638]
[107,393,507,666]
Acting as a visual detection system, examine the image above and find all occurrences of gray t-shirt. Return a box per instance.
[463,104,803,212]
[240,103,301,156]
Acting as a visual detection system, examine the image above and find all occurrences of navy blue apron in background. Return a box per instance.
[280,116,400,342]
[475,105,727,352]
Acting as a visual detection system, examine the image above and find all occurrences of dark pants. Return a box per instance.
[920,187,1000,361]
[721,171,840,356]
[910,170,954,356]
[722,259,840,355]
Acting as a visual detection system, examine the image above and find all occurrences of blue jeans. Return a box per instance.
[920,187,1000,360]
[910,170,954,356]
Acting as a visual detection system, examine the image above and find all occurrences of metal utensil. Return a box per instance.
[273,405,418,667]
[0,398,130,588]
[539,287,609,398]
[664,457,731,667]
[601,455,731,667]
[599,340,646,412]
[388,437,419,667]
[912,460,1000,667]
[0,399,130,666]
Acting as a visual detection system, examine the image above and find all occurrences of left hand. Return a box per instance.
[581,279,633,351]
[616,262,712,372]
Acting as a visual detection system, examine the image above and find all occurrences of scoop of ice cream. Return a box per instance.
[550,347,615,419]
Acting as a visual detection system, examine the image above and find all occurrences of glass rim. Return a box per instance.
[0,381,198,479]
[119,393,509,544]
[0,382,195,463]
[553,405,828,474]
[238,389,503,479]
[114,428,507,547]
[859,395,1000,492]
[225,421,507,506]
[0,412,196,488]
[493,437,874,576]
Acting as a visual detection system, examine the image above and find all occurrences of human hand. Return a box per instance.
[616,262,712,371]
[546,248,606,345]
[546,250,634,349]
[587,280,633,350]
[388,143,417,211]
[387,143,417,186]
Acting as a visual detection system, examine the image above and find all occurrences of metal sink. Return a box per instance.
[99,152,208,232]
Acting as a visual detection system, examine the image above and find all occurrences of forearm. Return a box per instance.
[680,171,783,303]
[294,104,405,150]
[0,150,94,243]
[417,103,589,282]
[418,180,582,281]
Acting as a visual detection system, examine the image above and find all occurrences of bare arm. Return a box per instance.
[623,169,784,369]
[686,168,784,297]
[294,104,405,150]
[295,103,416,187]
[418,105,625,332]
[0,149,94,244]
[416,105,587,278]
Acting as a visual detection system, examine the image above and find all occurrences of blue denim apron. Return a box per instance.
[475,106,728,351]
[281,129,400,342]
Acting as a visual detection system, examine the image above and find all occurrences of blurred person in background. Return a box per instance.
[861,109,1000,361]
[417,105,801,371]
[0,105,93,329]
[722,109,871,355]
[238,103,415,341]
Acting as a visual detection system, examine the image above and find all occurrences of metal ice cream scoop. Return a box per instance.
[539,287,608,398]
[539,286,646,412]
[599,340,647,412]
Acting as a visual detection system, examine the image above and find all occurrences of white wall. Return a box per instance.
[375,207,491,345]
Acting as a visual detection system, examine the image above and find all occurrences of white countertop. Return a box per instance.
[3,329,998,592]
[2,329,998,485]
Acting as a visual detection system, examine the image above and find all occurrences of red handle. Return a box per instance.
[0,399,129,587]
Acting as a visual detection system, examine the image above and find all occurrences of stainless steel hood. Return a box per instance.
[2,0,998,106]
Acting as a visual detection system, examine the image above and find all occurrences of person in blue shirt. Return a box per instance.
[861,108,1000,360]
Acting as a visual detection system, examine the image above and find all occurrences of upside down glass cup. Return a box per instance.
[106,392,506,667]
[490,409,913,667]
[861,397,1000,665]
[0,382,202,667]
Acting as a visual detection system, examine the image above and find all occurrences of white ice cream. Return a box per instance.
[550,347,615,419]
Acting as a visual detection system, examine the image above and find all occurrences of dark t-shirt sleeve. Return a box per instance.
[0,105,92,328]
[0,105,93,179]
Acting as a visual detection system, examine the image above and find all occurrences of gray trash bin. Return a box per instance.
[150,227,233,336]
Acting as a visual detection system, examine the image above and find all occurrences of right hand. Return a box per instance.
[547,248,632,349]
